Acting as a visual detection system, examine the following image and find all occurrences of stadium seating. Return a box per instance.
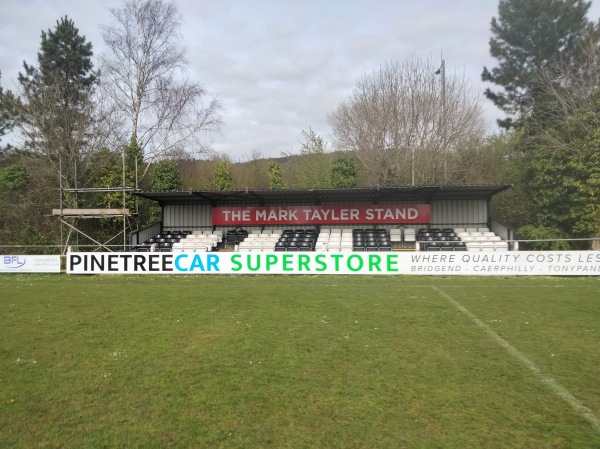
[417,227,509,252]
[135,225,511,253]
[135,230,226,252]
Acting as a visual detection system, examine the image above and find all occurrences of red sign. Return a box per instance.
[212,204,430,225]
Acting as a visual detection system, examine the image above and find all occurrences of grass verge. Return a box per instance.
[1,274,599,448]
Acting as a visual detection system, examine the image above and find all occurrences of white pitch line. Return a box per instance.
[432,286,600,434]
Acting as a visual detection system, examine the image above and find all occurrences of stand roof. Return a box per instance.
[134,185,512,206]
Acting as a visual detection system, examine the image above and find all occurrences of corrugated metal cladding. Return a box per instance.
[163,204,212,228]
[132,222,162,244]
[431,199,487,225]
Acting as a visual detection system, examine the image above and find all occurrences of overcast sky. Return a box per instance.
[2,0,600,161]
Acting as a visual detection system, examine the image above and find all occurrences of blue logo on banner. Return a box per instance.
[3,256,26,269]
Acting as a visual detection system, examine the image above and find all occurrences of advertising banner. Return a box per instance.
[212,204,431,226]
[1,255,61,273]
[67,251,600,276]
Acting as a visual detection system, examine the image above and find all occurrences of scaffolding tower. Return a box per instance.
[52,155,139,254]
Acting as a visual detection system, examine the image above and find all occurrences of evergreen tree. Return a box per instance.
[331,155,358,188]
[213,161,233,190]
[17,16,99,194]
[482,0,595,128]
[152,160,181,191]
[0,72,17,153]
[523,89,600,242]
[267,161,284,190]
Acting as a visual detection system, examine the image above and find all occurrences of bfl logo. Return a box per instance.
[3,256,26,269]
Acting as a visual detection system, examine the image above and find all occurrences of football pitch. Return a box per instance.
[1,274,599,448]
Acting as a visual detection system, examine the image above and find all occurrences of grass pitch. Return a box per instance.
[1,274,599,448]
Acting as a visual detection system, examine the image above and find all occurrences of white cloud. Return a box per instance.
[3,0,600,161]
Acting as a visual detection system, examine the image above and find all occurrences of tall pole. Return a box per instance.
[411,145,415,186]
[122,145,126,251]
[59,155,64,254]
[440,58,447,184]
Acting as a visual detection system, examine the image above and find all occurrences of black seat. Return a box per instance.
[298,241,313,251]
[426,242,441,251]
[453,242,467,251]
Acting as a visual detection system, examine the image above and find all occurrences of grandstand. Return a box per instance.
[131,185,515,253]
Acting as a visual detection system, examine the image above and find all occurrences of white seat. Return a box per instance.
[480,242,496,251]
[390,230,402,243]
[317,241,328,251]
[494,242,509,251]
[466,242,481,251]
[182,243,197,252]
[404,230,416,242]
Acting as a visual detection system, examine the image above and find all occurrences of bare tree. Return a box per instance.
[526,36,600,156]
[329,56,485,186]
[237,149,269,189]
[100,0,222,181]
